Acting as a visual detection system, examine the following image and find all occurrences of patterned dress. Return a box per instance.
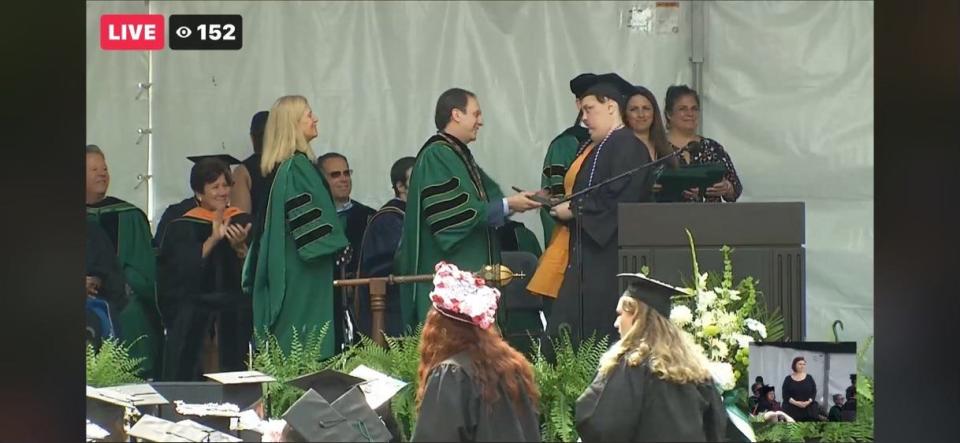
[673,136,743,202]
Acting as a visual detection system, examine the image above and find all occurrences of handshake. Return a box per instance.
[507,186,574,221]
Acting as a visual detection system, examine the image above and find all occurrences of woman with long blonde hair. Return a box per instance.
[411,262,541,442]
[576,273,727,442]
[248,95,349,358]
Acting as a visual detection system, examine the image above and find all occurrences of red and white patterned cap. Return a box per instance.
[429,261,501,330]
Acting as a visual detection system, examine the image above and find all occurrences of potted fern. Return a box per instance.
[86,337,145,387]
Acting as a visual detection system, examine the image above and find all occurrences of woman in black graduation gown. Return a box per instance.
[545,74,656,354]
[781,356,821,422]
[576,273,726,442]
[157,158,253,381]
[411,262,540,442]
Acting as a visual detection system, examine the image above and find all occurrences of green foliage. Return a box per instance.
[86,337,145,387]
[251,323,348,418]
[530,329,609,443]
[754,337,875,442]
[342,326,424,442]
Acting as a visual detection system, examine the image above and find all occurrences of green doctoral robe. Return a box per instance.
[539,124,589,242]
[396,133,504,330]
[250,153,349,357]
[86,197,164,379]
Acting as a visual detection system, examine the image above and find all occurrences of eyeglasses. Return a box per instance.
[328,169,353,179]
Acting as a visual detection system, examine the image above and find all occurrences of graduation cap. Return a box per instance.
[186,154,243,166]
[128,414,242,442]
[86,386,135,442]
[250,110,269,135]
[173,400,241,434]
[282,388,392,442]
[759,385,776,397]
[584,72,635,107]
[616,272,686,317]
[86,419,110,442]
[569,73,598,98]
[286,369,367,407]
[204,370,276,411]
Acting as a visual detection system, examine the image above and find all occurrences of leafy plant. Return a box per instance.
[86,336,145,387]
[250,323,350,418]
[530,329,609,442]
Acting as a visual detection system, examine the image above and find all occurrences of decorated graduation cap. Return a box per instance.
[569,73,598,98]
[186,154,243,166]
[250,110,269,136]
[281,388,392,442]
[616,272,686,317]
[429,261,502,330]
[127,414,242,442]
[584,72,635,108]
[204,371,276,411]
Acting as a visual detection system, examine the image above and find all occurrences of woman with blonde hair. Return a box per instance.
[248,95,349,357]
[411,262,541,442]
[576,273,726,442]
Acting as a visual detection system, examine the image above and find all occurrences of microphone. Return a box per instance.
[682,140,703,156]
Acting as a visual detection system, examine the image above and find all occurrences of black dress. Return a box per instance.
[412,351,540,442]
[576,357,727,442]
[673,137,743,202]
[781,374,818,421]
[545,127,654,353]
[157,210,253,381]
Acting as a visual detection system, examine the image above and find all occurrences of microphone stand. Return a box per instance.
[559,143,696,345]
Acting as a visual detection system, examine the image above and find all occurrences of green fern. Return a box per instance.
[86,336,145,387]
[251,323,338,418]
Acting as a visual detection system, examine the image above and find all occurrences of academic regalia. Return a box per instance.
[336,199,377,276]
[157,206,252,381]
[396,132,504,330]
[576,357,727,442]
[153,196,198,247]
[545,126,655,349]
[539,124,590,243]
[498,220,544,259]
[355,198,406,339]
[87,196,164,379]
[86,219,129,327]
[412,351,541,442]
[250,152,349,357]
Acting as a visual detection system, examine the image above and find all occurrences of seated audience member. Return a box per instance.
[316,152,376,275]
[411,262,541,442]
[576,273,726,442]
[85,144,164,380]
[157,157,253,381]
[828,394,846,421]
[663,84,743,202]
[841,384,857,421]
[753,386,794,423]
[86,219,129,335]
[355,156,416,339]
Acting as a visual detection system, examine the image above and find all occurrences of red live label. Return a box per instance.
[100,14,165,50]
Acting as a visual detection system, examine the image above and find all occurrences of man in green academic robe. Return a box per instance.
[539,73,597,243]
[396,88,542,330]
[250,151,349,358]
[85,145,164,380]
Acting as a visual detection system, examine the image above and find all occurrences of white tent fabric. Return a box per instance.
[86,1,873,372]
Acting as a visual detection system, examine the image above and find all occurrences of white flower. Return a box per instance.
[697,290,717,312]
[706,361,736,391]
[727,289,741,301]
[732,333,754,349]
[745,318,768,339]
[710,338,729,359]
[670,305,694,326]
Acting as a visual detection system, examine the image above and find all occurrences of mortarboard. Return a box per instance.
[286,369,367,407]
[204,370,276,411]
[86,386,135,442]
[173,400,241,435]
[250,110,269,136]
[569,73,598,98]
[282,388,391,442]
[584,73,635,108]
[616,272,686,317]
[127,414,242,442]
[186,154,243,166]
[759,385,776,397]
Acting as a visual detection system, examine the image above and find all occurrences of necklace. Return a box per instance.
[586,124,624,187]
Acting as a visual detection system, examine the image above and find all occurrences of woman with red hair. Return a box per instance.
[411,262,541,442]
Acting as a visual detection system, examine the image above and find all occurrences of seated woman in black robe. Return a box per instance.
[576,273,726,442]
[411,262,540,442]
[157,157,253,381]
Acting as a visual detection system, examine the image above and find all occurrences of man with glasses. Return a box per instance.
[316,152,376,276]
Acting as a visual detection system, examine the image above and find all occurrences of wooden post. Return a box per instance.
[369,279,388,346]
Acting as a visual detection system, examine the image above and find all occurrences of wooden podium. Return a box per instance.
[618,202,806,340]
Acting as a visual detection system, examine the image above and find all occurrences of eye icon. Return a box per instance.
[175,26,192,38]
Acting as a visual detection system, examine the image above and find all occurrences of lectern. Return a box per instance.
[618,202,805,340]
